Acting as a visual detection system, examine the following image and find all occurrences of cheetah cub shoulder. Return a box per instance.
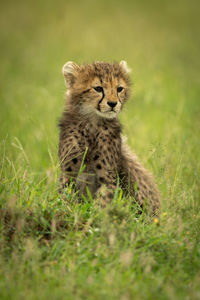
[59,61,160,216]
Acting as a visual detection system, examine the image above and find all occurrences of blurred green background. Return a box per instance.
[1,0,200,200]
[0,0,200,299]
[1,0,199,169]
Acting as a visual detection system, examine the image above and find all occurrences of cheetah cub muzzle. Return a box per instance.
[58,61,160,216]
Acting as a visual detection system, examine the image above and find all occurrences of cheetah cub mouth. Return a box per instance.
[62,60,131,119]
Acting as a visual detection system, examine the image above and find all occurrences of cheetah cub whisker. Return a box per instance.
[58,61,160,216]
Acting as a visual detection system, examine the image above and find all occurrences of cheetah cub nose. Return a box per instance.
[107,101,117,108]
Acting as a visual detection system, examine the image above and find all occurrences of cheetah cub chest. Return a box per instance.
[59,61,160,216]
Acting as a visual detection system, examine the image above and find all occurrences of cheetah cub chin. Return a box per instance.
[59,61,160,216]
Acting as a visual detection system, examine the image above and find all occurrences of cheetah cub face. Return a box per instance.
[62,61,131,119]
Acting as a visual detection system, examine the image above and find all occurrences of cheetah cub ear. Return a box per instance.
[62,61,80,88]
[119,60,131,73]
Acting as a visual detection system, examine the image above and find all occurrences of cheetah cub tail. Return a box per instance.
[121,136,160,217]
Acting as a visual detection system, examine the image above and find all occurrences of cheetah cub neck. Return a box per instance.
[62,61,131,120]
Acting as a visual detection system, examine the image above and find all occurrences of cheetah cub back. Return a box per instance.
[59,61,160,216]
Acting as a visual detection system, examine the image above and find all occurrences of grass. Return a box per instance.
[0,0,200,299]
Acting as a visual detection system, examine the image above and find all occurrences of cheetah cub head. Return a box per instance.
[62,61,131,119]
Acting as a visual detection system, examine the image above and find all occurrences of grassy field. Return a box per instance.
[0,0,200,299]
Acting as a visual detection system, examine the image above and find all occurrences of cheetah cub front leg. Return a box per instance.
[92,130,120,206]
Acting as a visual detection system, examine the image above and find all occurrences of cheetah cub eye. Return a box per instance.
[117,87,124,93]
[93,86,104,93]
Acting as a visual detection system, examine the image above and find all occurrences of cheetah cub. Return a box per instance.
[59,61,160,216]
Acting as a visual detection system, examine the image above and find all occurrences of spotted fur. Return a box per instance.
[59,61,160,216]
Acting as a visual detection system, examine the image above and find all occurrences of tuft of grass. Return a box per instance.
[0,0,200,299]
